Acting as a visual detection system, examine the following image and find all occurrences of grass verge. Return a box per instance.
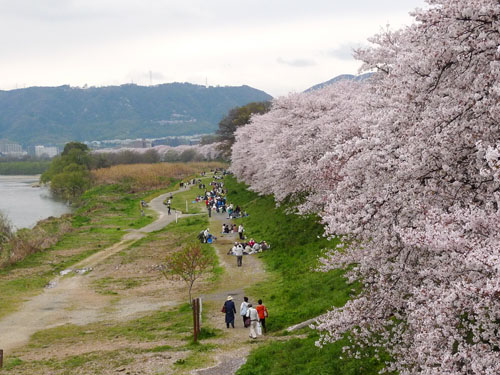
[224,176,385,375]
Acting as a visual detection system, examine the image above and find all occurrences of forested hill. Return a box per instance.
[0,83,272,146]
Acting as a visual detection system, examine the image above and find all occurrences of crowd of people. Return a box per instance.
[169,169,272,340]
[222,296,269,339]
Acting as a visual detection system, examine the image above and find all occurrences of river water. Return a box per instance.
[0,175,72,230]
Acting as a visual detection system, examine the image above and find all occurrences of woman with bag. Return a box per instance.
[256,299,268,333]
[246,303,260,339]
[223,296,236,328]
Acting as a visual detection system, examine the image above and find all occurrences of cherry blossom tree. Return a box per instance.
[231,0,500,373]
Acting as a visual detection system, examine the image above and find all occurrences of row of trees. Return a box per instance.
[230,0,499,374]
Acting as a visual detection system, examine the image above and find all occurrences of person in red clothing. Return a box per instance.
[255,299,268,333]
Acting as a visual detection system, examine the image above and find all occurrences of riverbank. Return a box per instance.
[0,171,269,374]
[0,175,70,230]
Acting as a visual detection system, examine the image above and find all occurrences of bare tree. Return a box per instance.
[160,242,215,303]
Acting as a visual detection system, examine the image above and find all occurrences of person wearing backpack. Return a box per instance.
[256,299,268,333]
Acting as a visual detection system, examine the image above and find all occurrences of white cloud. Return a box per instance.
[276,57,317,67]
[0,0,427,96]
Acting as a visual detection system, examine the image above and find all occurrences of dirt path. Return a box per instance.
[190,210,269,375]
[0,179,273,374]
[0,188,194,355]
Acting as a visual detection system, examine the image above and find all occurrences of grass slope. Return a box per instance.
[224,176,387,375]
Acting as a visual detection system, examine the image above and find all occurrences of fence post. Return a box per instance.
[0,349,3,368]
[192,298,198,343]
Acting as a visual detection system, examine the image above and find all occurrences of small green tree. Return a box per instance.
[41,141,92,200]
[161,242,215,303]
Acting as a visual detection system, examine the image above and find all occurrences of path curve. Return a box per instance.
[0,187,194,354]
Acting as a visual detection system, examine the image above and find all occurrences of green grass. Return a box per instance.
[170,176,214,214]
[224,176,383,374]
[225,176,354,331]
[92,276,143,295]
[237,332,389,375]
[27,303,195,350]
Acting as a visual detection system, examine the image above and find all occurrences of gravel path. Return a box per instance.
[194,355,249,375]
[0,188,196,354]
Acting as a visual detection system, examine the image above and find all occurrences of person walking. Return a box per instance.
[256,299,269,333]
[240,297,249,327]
[246,303,260,339]
[167,204,171,215]
[233,242,243,267]
[238,224,244,240]
[223,296,236,328]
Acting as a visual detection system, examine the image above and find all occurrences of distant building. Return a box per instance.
[0,142,26,157]
[35,145,58,158]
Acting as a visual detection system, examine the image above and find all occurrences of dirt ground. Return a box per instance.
[0,180,274,375]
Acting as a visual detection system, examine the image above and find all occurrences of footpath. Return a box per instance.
[0,187,194,354]
[0,175,277,375]
[192,203,268,375]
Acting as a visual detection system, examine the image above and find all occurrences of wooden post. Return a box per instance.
[192,298,198,343]
[198,297,202,331]
[0,349,3,368]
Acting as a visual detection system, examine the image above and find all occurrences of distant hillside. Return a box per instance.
[305,73,372,92]
[0,83,272,146]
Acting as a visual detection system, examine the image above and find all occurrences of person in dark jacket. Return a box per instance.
[224,296,236,328]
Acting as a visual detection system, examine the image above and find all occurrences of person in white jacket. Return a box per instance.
[246,303,260,339]
[240,296,249,327]
[233,242,244,267]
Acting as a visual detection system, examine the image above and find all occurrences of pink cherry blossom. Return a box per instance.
[231,0,500,373]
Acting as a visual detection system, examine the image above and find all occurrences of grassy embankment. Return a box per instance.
[0,162,226,373]
[224,176,389,375]
[4,215,224,374]
[0,162,224,319]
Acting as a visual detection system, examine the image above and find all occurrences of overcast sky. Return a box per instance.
[0,0,427,97]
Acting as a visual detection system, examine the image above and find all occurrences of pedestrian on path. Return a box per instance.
[246,303,260,339]
[240,297,249,326]
[223,296,236,328]
[233,242,243,267]
[256,299,269,333]
[238,224,244,240]
[167,204,171,215]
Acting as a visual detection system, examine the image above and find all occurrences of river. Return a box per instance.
[0,175,72,230]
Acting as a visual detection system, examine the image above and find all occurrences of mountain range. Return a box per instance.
[0,83,272,146]
[304,73,373,92]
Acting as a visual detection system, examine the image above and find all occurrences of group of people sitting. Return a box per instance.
[197,228,216,243]
[221,223,238,234]
[226,204,248,219]
[227,239,270,256]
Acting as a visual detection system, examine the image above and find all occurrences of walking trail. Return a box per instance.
[0,178,275,375]
[0,188,193,354]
